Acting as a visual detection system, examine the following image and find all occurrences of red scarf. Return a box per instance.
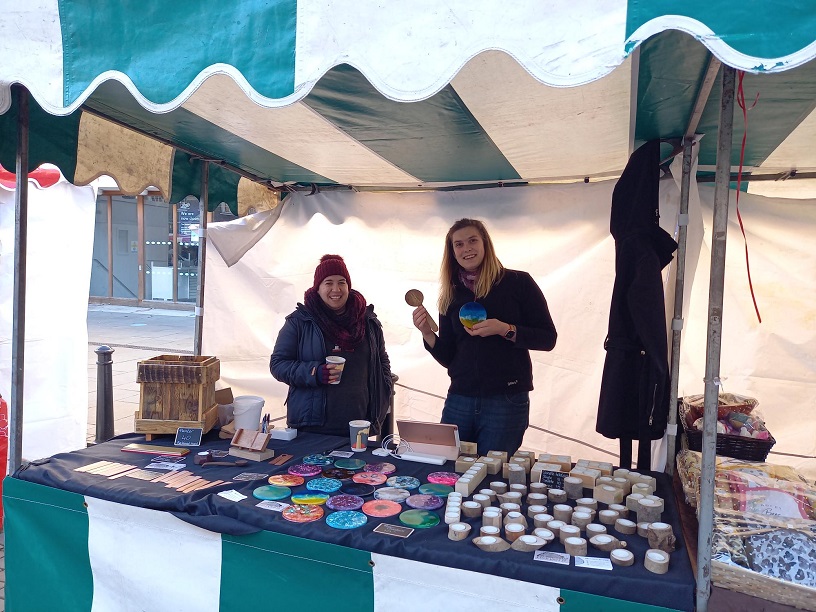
[303,288,368,349]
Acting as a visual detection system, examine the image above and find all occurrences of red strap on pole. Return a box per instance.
[734,71,762,324]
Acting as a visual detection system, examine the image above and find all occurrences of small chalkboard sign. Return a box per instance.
[539,469,568,489]
[174,427,203,447]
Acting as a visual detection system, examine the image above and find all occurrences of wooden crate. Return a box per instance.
[134,355,220,439]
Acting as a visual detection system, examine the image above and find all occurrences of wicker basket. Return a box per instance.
[712,560,816,611]
[679,402,775,461]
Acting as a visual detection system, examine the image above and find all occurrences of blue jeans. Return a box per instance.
[441,392,530,456]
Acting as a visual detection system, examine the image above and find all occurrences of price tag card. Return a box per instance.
[533,551,570,565]
[217,490,247,502]
[147,461,185,471]
[574,556,613,571]
[256,501,290,512]
[233,472,270,481]
[174,427,203,447]
[328,450,355,458]
[373,523,414,538]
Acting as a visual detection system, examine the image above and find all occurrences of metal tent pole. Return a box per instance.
[695,65,736,612]
[665,137,694,477]
[193,161,209,356]
[9,85,29,474]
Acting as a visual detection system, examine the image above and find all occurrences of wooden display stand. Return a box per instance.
[229,429,275,461]
[134,355,220,440]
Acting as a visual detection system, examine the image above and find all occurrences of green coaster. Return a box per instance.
[252,485,291,501]
[333,458,367,470]
[418,483,454,497]
[399,509,440,529]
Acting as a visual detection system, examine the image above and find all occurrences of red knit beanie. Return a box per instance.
[312,254,351,290]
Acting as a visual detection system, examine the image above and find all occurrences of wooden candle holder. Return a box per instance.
[644,549,670,574]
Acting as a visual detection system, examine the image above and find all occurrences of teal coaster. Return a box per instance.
[399,509,440,529]
[386,475,420,490]
[306,478,343,493]
[418,483,453,497]
[252,485,291,501]
[302,454,334,466]
[326,510,368,530]
[333,458,367,470]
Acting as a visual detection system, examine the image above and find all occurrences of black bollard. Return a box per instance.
[94,345,115,444]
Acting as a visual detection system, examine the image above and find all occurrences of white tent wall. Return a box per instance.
[0,180,95,459]
[203,181,681,468]
[204,178,816,480]
[678,185,816,479]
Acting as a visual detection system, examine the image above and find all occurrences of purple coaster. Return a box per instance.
[405,494,445,510]
[326,494,365,511]
[362,462,397,474]
[288,464,324,477]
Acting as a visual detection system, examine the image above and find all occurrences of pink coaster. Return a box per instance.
[427,472,460,486]
[353,472,387,486]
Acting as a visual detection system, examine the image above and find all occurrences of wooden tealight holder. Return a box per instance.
[532,513,554,528]
[626,493,645,512]
[576,458,613,476]
[615,518,637,535]
[563,476,585,499]
[594,484,624,505]
[510,534,547,552]
[134,355,220,440]
[569,466,601,488]
[589,534,626,552]
[632,482,655,496]
[647,522,677,552]
[564,536,587,557]
[486,450,508,464]
[530,462,562,483]
[507,464,527,486]
[611,549,635,567]
[455,463,487,496]
[537,453,572,472]
[455,456,478,473]
[644,549,670,574]
[473,536,511,553]
[510,456,531,474]
[636,498,663,524]
[476,456,502,475]
[229,429,275,461]
[558,524,581,544]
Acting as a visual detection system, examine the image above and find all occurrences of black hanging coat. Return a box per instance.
[596,140,678,441]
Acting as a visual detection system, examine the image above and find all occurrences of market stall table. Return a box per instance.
[4,432,695,611]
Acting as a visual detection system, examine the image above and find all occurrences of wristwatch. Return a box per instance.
[504,324,516,340]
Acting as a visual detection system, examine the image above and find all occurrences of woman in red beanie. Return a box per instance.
[270,255,393,438]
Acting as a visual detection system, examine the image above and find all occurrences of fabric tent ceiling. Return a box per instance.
[2,1,816,199]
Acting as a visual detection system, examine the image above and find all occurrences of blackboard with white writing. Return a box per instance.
[174,427,203,447]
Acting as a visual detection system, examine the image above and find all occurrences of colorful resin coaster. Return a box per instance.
[306,478,343,493]
[326,510,368,530]
[302,454,334,466]
[288,464,323,477]
[459,302,487,329]
[340,482,376,497]
[353,472,387,486]
[373,487,411,503]
[268,474,305,487]
[405,494,445,510]
[333,458,367,470]
[362,499,403,518]
[282,504,324,523]
[399,509,440,528]
[427,472,460,486]
[252,485,291,501]
[322,467,357,480]
[326,494,365,511]
[362,462,397,474]
[386,476,421,490]
[291,492,330,505]
[418,483,454,498]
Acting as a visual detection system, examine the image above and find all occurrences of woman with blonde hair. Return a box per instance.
[412,219,557,455]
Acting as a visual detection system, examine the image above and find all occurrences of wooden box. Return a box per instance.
[134,355,220,439]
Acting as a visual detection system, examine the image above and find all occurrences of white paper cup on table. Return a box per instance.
[232,395,264,431]
[349,420,370,452]
[326,355,346,384]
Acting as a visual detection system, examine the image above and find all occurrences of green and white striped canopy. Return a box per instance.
[2,0,816,205]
